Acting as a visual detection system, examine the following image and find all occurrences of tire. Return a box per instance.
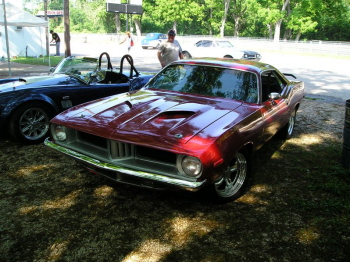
[182,51,192,59]
[224,55,233,58]
[8,102,53,144]
[142,46,147,49]
[213,149,250,202]
[278,109,296,140]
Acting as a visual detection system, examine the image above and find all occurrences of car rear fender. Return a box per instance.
[228,50,245,59]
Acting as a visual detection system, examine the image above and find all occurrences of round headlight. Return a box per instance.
[178,156,202,177]
[54,125,67,141]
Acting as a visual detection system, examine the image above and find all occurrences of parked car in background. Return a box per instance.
[141,33,167,49]
[45,58,304,202]
[0,53,153,144]
[182,40,261,61]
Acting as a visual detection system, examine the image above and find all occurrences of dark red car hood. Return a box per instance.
[53,89,251,150]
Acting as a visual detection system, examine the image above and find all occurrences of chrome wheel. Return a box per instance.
[279,109,296,140]
[287,112,296,136]
[19,107,50,141]
[214,152,248,199]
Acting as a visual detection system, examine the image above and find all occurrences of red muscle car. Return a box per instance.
[45,58,304,202]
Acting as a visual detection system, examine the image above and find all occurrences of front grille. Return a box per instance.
[136,146,177,165]
[247,55,258,59]
[78,131,107,148]
[76,131,177,165]
[110,141,133,158]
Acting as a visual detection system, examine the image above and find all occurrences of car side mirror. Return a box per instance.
[129,78,144,92]
[50,67,55,73]
[268,92,281,100]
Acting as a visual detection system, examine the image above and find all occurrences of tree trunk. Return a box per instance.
[115,13,121,33]
[267,24,273,39]
[273,0,290,43]
[283,2,292,40]
[220,0,230,37]
[274,20,282,42]
[283,29,292,40]
[173,21,177,33]
[295,30,301,41]
[232,1,247,38]
[209,7,213,36]
[64,0,71,57]
[234,17,240,37]
[133,17,142,37]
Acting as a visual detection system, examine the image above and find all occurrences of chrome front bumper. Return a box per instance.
[44,138,206,191]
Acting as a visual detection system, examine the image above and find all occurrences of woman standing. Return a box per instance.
[119,32,133,54]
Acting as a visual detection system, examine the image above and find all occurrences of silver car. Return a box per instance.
[182,40,261,61]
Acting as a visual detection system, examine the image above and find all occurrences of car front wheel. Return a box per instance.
[8,103,53,144]
[213,149,250,202]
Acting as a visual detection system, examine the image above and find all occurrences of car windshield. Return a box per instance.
[145,64,258,103]
[146,33,158,39]
[216,41,234,48]
[53,57,100,84]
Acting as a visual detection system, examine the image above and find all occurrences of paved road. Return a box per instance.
[71,42,350,102]
[2,42,350,102]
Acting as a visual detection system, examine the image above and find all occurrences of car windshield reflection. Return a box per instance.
[145,64,259,103]
[216,41,234,47]
[53,57,100,84]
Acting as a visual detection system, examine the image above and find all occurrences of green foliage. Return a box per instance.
[12,56,64,67]
[24,0,350,40]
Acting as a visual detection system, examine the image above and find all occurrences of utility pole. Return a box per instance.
[64,0,71,57]
[2,0,11,77]
[44,0,49,56]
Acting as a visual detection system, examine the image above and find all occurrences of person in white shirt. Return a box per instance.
[119,32,133,54]
[157,29,183,68]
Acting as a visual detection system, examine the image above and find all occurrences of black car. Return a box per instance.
[0,53,153,144]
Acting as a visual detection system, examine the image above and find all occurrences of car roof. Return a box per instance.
[146,33,164,37]
[172,58,277,75]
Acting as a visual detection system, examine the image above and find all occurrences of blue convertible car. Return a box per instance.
[0,53,153,144]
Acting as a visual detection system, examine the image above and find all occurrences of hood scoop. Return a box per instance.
[151,111,195,131]
[117,101,232,143]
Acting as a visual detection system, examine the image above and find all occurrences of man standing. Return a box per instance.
[50,30,61,56]
[157,29,183,68]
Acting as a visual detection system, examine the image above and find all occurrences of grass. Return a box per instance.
[12,56,64,67]
[0,98,349,261]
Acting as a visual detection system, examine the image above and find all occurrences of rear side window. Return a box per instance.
[146,64,258,103]
[261,71,287,101]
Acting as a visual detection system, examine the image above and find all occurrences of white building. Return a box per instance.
[0,2,48,59]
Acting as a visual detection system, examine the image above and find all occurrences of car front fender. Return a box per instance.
[1,92,60,125]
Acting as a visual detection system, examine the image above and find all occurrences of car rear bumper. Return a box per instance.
[44,138,206,191]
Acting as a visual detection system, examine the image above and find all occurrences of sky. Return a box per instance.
[3,0,23,8]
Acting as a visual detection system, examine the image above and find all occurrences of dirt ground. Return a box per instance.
[0,96,349,262]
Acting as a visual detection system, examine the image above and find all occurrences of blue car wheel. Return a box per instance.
[8,102,53,144]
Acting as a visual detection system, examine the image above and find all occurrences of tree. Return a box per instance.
[23,0,350,41]
[220,0,230,37]
[230,0,250,37]
[152,0,202,33]
[273,0,290,42]
[64,0,71,57]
